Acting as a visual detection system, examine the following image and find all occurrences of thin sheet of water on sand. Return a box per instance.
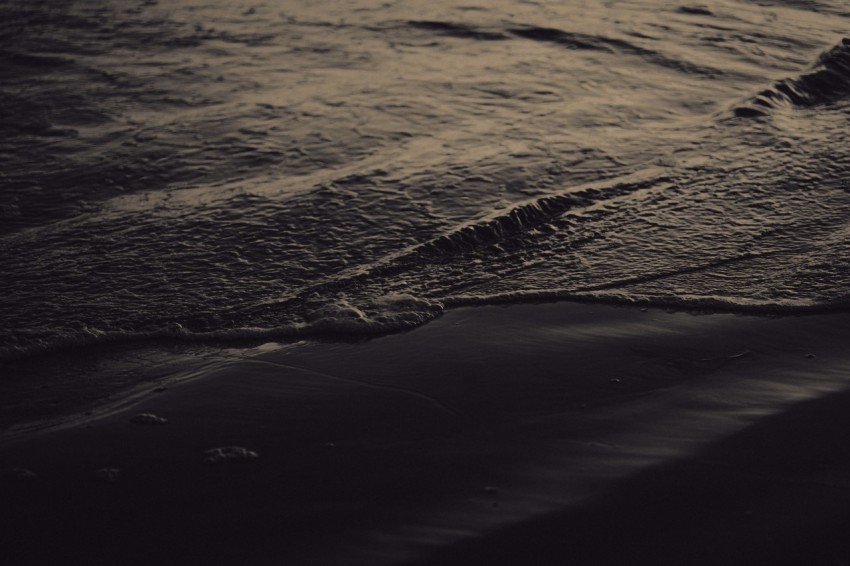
[2,302,850,565]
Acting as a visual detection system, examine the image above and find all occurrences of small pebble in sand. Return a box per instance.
[130,413,168,425]
[6,468,36,480]
[93,468,121,482]
[204,446,259,464]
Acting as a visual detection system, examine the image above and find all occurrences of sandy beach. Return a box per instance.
[3,301,850,565]
[4,2,850,565]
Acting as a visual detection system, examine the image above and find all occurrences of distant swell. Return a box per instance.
[507,25,722,75]
[508,26,606,50]
[734,38,850,117]
[399,21,722,76]
[405,20,509,41]
[0,50,74,69]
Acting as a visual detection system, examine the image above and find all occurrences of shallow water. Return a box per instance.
[2,0,850,360]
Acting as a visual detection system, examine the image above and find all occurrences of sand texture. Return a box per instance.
[3,302,850,565]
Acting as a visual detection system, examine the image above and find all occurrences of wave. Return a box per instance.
[0,50,74,69]
[216,170,674,317]
[509,25,724,76]
[0,295,445,364]
[394,21,723,76]
[405,20,509,41]
[508,26,608,51]
[409,172,675,260]
[445,289,850,315]
[3,164,848,363]
[734,37,850,117]
[677,6,714,16]
[6,284,849,365]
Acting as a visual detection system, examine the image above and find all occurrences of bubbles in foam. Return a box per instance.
[204,446,259,464]
[129,413,168,425]
[3,0,850,366]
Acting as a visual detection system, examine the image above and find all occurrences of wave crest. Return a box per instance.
[411,173,673,260]
[735,38,850,117]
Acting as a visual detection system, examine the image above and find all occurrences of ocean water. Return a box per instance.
[2,0,850,362]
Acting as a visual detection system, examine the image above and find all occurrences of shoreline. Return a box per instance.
[3,301,850,565]
[4,289,848,435]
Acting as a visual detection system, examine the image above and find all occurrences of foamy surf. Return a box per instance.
[3,0,850,365]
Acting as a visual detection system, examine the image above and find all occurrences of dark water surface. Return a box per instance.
[3,0,850,361]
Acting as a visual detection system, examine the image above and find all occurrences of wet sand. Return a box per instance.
[2,302,850,565]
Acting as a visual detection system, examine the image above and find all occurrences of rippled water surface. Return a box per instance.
[2,0,850,359]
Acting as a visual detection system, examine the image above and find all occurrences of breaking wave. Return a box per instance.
[734,38,850,117]
[4,0,850,367]
[0,295,445,363]
[409,173,674,260]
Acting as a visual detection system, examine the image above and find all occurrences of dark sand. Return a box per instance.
[2,302,850,565]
